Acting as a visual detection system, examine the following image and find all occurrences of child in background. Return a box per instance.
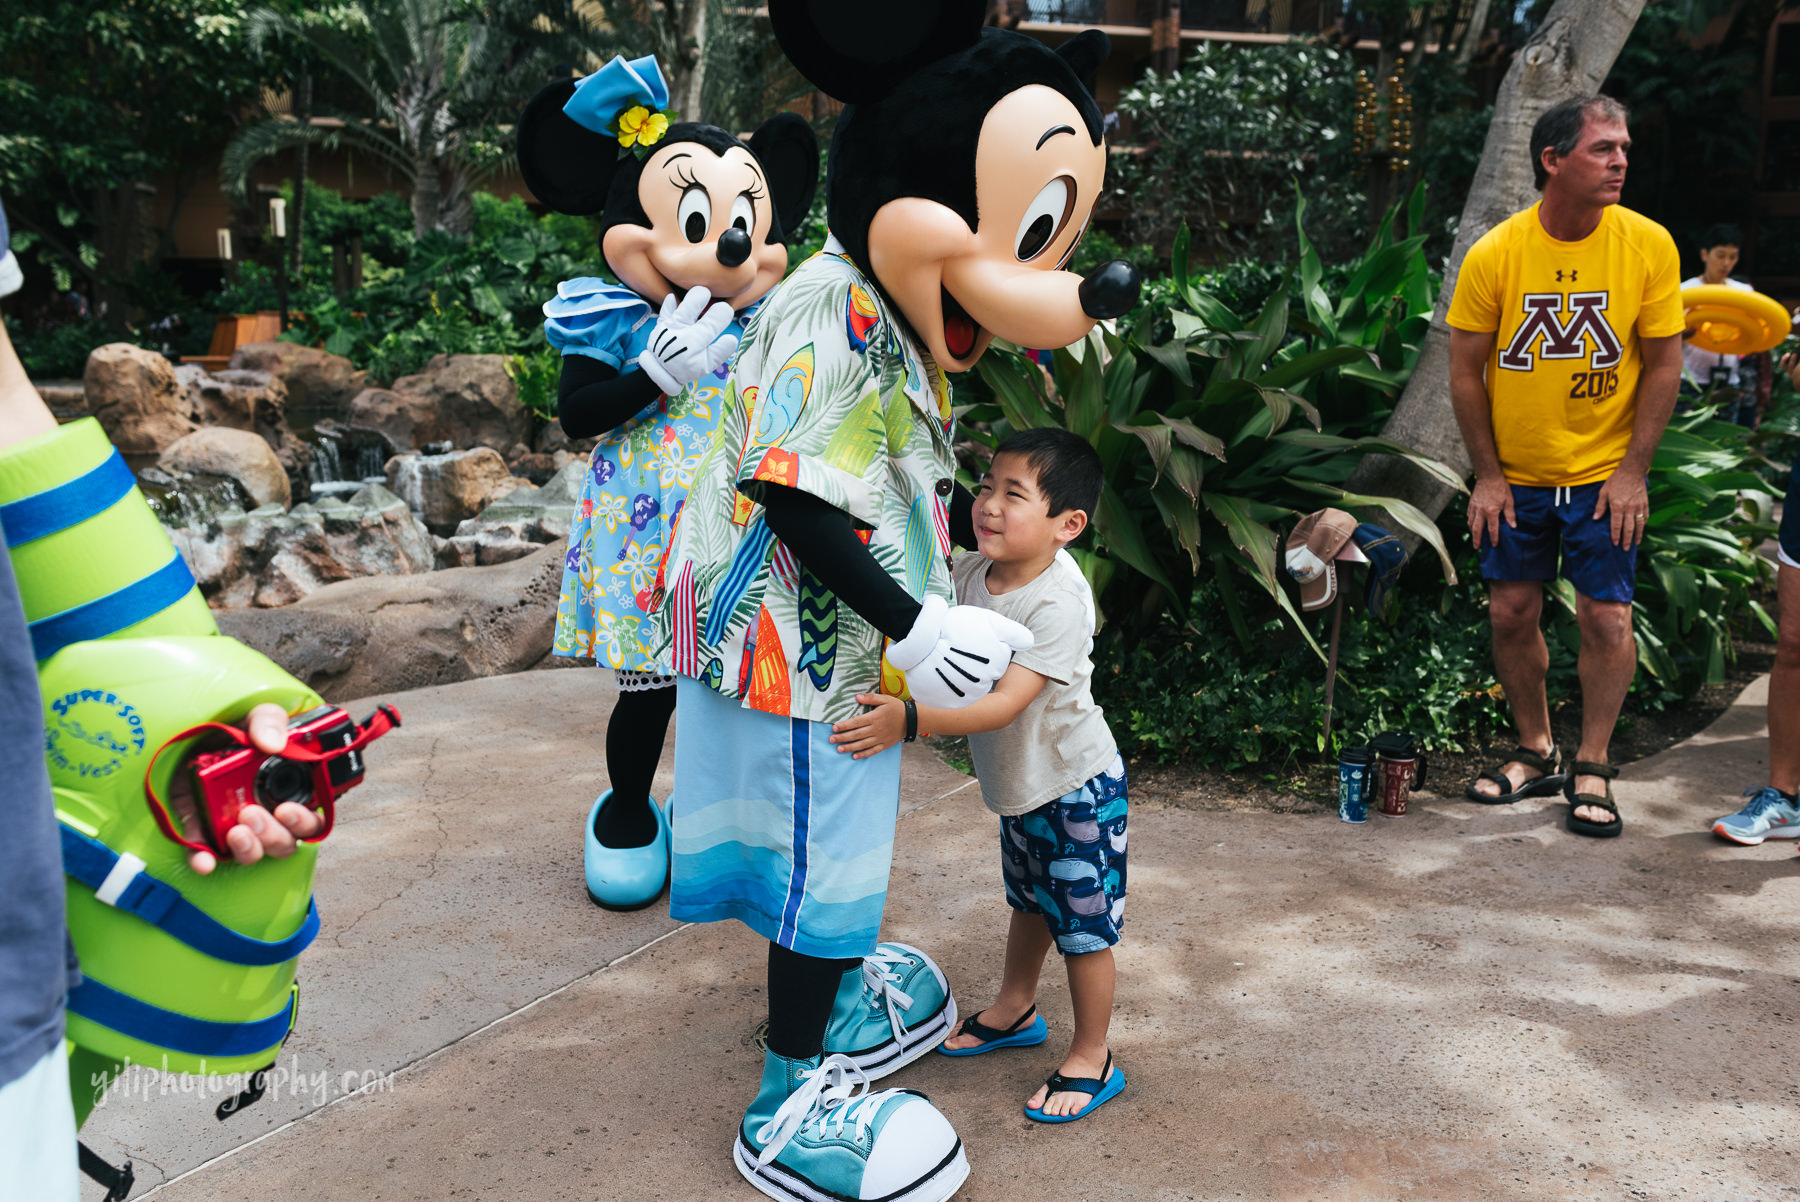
[830,427,1128,1123]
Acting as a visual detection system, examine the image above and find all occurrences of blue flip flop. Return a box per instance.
[1024,1052,1125,1124]
[937,1004,1048,1057]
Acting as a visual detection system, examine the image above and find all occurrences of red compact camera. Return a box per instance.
[145,704,401,857]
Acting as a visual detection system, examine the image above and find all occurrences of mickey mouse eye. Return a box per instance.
[1015,176,1074,263]
[729,193,756,236]
[678,188,712,243]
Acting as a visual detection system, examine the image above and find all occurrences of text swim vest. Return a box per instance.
[1,417,322,1077]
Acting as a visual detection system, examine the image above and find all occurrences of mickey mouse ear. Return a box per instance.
[769,0,986,104]
[516,79,625,216]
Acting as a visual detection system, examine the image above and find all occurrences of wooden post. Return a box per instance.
[1321,588,1345,753]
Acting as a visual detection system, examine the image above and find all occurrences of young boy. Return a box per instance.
[830,427,1127,1123]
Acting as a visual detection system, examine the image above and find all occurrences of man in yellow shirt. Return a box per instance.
[1445,95,1685,838]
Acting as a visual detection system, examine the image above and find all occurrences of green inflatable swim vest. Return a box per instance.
[0,418,322,1121]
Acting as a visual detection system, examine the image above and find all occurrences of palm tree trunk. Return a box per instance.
[1348,0,1650,527]
[411,156,442,239]
[680,0,708,122]
[290,69,312,273]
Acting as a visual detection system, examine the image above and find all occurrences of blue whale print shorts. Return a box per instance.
[999,754,1129,956]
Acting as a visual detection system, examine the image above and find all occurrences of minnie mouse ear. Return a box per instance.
[748,112,819,242]
[768,0,986,104]
[516,79,625,216]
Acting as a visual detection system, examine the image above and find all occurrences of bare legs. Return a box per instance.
[1473,580,1636,825]
[940,909,1116,1117]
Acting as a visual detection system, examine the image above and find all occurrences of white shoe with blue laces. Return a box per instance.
[1712,786,1800,845]
[824,943,956,1080]
[735,1050,968,1202]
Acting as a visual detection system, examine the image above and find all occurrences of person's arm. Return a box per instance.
[828,662,1048,758]
[949,482,976,551]
[1594,331,1682,550]
[1448,327,1511,550]
[555,353,663,440]
[756,482,923,641]
[0,313,56,451]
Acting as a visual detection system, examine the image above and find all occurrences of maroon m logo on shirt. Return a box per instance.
[1498,291,1623,372]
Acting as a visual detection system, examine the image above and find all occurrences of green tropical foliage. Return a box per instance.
[968,189,1463,651]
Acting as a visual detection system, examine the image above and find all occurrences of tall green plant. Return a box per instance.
[970,192,1464,652]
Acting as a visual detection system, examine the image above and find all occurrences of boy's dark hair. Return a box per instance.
[993,427,1102,521]
[1700,222,1742,250]
[1530,95,1630,191]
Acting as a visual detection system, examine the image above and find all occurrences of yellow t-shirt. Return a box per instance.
[1445,202,1684,487]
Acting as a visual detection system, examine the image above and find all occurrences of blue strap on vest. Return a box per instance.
[59,825,320,966]
[67,976,298,1059]
[29,551,196,661]
[0,448,137,547]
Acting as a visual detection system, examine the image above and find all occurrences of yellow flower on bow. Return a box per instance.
[617,105,670,149]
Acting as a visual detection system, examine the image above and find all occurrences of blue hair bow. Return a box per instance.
[564,54,672,137]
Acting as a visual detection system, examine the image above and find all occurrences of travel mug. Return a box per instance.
[1372,731,1428,817]
[1337,745,1373,823]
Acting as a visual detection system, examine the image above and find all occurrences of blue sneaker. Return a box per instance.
[0,197,20,299]
[823,943,956,1080]
[735,1050,968,1202]
[582,790,669,910]
[1712,787,1800,845]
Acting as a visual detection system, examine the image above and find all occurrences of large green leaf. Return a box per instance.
[1254,345,1371,390]
[1273,429,1467,493]
[1094,483,1176,595]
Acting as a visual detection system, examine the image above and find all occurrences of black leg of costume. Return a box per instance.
[766,942,861,1060]
[593,684,676,847]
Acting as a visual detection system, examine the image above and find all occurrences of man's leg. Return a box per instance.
[1470,580,1556,797]
[1571,592,1636,823]
[1771,562,1799,795]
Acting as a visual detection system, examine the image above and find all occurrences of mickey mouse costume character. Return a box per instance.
[655,6,1140,1198]
[515,56,816,911]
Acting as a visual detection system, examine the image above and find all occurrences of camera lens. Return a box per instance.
[255,755,312,807]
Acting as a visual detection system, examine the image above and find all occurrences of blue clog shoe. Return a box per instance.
[583,790,670,911]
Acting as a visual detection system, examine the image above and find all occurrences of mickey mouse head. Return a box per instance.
[517,57,818,314]
[770,0,1140,370]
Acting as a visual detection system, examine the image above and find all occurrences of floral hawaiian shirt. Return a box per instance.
[657,241,958,723]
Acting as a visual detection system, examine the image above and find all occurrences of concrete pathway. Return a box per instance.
[79,669,1800,1200]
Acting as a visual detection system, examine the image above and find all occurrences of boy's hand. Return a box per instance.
[829,694,907,759]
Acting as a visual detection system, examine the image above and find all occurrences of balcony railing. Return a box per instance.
[1013,0,1341,37]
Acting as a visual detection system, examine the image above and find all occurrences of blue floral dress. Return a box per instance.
[547,276,757,672]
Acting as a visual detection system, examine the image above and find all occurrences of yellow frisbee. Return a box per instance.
[1680,284,1791,355]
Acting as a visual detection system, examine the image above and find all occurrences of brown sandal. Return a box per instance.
[1565,760,1622,838]
[1465,745,1565,805]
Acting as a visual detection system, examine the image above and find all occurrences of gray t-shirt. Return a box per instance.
[952,551,1118,817]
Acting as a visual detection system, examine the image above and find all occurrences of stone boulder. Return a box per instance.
[436,459,585,568]
[215,539,567,701]
[169,483,435,609]
[346,353,530,454]
[535,418,597,458]
[86,343,195,454]
[385,447,525,535]
[160,427,292,510]
[228,342,367,418]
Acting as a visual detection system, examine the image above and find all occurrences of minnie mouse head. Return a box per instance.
[768,1,1140,371]
[517,55,818,312]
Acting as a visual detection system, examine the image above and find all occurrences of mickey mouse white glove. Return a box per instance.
[636,285,739,395]
[885,594,1036,709]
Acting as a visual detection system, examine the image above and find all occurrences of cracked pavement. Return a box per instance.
[76,669,1800,1200]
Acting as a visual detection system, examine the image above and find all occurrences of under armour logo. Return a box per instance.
[1555,270,1578,282]
[1499,291,1622,371]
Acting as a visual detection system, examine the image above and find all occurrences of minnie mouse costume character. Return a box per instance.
[655,6,1140,1198]
[515,55,817,911]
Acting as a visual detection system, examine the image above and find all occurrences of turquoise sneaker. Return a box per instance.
[1712,787,1800,845]
[824,943,956,1080]
[735,1050,968,1202]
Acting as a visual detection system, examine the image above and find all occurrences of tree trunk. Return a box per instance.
[679,0,708,123]
[1348,0,1648,527]
[291,70,312,274]
[411,156,442,239]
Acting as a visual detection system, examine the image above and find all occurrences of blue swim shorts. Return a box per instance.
[999,754,1128,956]
[1478,480,1639,603]
[1781,450,1799,571]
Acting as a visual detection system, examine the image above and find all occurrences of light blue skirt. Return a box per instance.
[669,677,902,959]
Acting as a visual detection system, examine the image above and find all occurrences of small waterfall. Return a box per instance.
[307,422,395,500]
[138,467,253,529]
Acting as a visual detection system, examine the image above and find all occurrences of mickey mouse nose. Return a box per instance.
[717,228,752,268]
[1079,260,1141,320]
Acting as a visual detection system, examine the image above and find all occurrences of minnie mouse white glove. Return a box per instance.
[637,285,739,395]
[885,594,1036,709]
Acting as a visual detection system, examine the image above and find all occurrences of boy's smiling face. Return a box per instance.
[974,450,1088,565]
